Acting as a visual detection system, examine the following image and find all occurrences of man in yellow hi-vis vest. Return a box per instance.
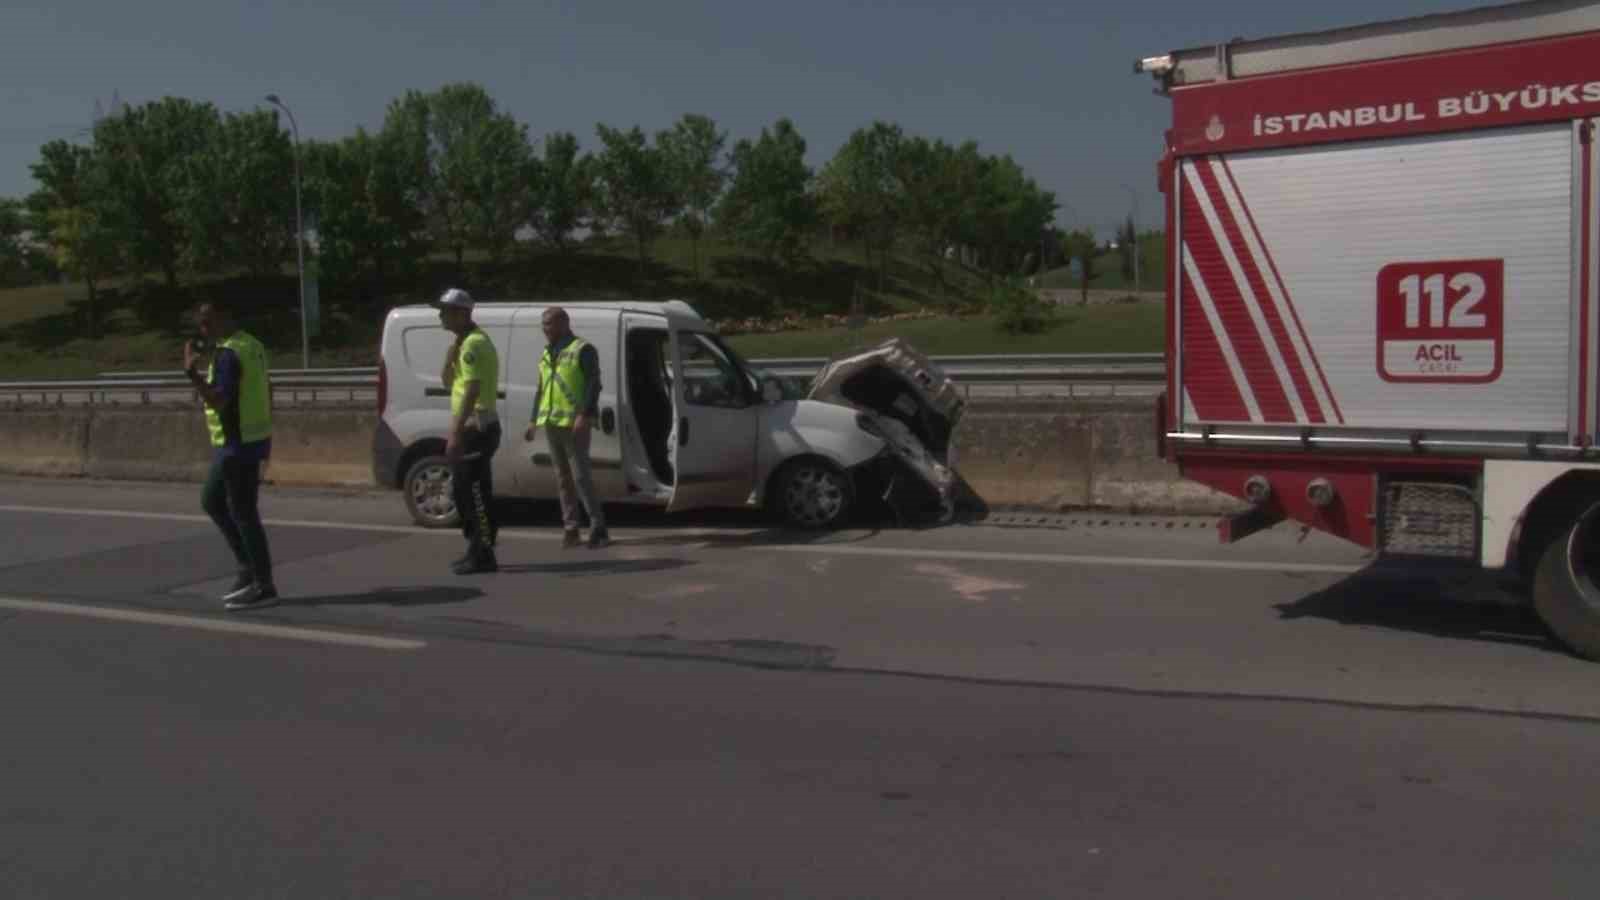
[184,301,278,611]
[435,288,502,575]
[525,306,609,549]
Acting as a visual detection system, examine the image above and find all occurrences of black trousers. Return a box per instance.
[452,421,501,550]
[201,454,273,584]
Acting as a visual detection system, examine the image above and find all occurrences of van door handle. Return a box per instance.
[679,417,689,446]
[601,407,616,435]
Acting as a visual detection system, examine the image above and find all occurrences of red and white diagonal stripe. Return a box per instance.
[1579,119,1599,445]
[1180,156,1344,425]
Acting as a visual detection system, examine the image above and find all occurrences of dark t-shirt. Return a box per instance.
[210,347,271,463]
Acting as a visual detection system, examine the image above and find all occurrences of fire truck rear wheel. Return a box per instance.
[1532,502,1600,662]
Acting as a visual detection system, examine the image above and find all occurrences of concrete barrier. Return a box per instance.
[952,398,1241,516]
[267,408,381,487]
[0,398,1241,515]
[85,407,211,482]
[0,408,91,478]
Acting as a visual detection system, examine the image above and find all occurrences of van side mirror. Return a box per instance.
[762,379,785,404]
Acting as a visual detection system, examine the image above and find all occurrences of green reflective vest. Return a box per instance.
[535,337,590,428]
[206,331,272,447]
[451,328,499,418]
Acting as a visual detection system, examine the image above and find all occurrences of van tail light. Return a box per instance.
[377,358,388,415]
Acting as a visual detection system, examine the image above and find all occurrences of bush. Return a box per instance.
[988,279,1058,334]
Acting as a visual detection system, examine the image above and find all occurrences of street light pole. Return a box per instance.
[1122,184,1142,295]
[266,94,308,369]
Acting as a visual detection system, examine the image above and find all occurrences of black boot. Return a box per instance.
[453,545,498,575]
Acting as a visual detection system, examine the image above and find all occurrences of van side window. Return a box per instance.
[677,333,752,409]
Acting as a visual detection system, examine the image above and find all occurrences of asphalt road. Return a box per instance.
[3,477,1598,898]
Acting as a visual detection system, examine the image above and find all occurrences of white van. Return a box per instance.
[372,299,964,530]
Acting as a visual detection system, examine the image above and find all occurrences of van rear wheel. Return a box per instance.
[1533,501,1600,661]
[404,454,460,529]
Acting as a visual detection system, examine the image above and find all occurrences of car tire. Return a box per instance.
[403,454,460,529]
[772,458,854,530]
[1532,501,1600,661]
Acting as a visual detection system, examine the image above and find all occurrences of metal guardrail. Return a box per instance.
[88,353,1164,380]
[1,354,1166,405]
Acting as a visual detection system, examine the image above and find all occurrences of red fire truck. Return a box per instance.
[1137,0,1600,657]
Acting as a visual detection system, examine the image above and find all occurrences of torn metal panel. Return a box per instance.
[808,338,968,523]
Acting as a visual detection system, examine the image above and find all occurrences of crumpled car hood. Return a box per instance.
[807,338,966,521]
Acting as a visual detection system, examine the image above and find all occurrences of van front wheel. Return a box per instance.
[404,454,460,529]
[1533,501,1600,661]
[772,459,853,530]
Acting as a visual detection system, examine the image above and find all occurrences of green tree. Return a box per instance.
[715,118,815,265]
[303,129,430,299]
[971,154,1056,283]
[0,197,27,286]
[26,140,92,225]
[943,140,988,272]
[897,136,971,298]
[818,121,906,292]
[1117,216,1137,283]
[467,112,534,265]
[381,83,531,271]
[658,114,727,277]
[1062,228,1099,306]
[25,140,94,285]
[90,97,222,291]
[592,124,680,272]
[180,108,296,277]
[46,204,122,338]
[526,131,593,252]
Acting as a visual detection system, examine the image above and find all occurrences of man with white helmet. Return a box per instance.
[433,288,501,574]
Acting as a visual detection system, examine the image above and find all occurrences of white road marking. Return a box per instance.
[913,563,1025,602]
[0,504,556,540]
[765,544,1364,575]
[0,503,1361,575]
[0,504,760,543]
[0,596,426,650]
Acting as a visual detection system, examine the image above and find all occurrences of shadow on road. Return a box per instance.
[1274,572,1561,654]
[497,558,695,577]
[289,586,483,608]
[612,526,887,551]
[490,479,989,537]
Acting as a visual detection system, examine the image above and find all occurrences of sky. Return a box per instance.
[4,0,1482,237]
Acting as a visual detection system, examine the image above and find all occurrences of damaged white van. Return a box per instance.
[372,299,965,530]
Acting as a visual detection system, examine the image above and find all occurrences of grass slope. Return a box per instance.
[0,235,1164,378]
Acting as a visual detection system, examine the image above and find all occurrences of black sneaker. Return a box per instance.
[453,549,498,575]
[452,547,475,567]
[586,527,612,549]
[222,571,252,599]
[224,583,280,612]
[562,529,582,549]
